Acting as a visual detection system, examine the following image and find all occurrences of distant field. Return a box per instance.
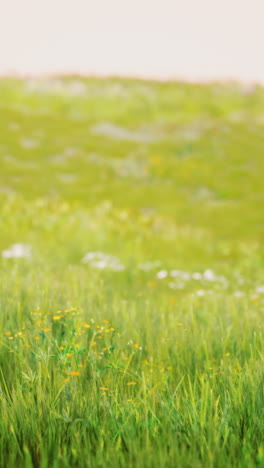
[0,77,263,467]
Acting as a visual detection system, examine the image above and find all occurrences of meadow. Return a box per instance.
[0,77,263,467]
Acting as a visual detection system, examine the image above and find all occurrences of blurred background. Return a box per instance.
[0,0,263,83]
[0,0,263,270]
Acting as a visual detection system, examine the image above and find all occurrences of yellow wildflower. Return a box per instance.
[83,323,91,329]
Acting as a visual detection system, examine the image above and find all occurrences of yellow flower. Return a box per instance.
[83,323,91,329]
[53,316,61,321]
[127,382,137,386]
[100,387,108,391]
[64,378,70,383]
[69,371,80,377]
[35,320,44,326]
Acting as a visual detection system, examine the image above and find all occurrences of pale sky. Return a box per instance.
[0,0,263,82]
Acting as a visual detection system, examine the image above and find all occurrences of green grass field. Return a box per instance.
[0,77,263,467]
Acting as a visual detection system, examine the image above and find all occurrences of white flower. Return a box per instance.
[196,290,205,296]
[181,272,191,281]
[233,291,244,298]
[192,272,202,280]
[203,269,216,281]
[82,252,124,271]
[2,243,32,259]
[170,270,191,281]
[170,270,180,277]
[256,286,264,294]
[156,270,168,279]
[92,260,108,269]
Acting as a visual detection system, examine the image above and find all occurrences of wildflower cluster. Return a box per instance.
[3,307,147,392]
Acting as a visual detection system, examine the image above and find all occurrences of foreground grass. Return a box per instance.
[0,77,263,467]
